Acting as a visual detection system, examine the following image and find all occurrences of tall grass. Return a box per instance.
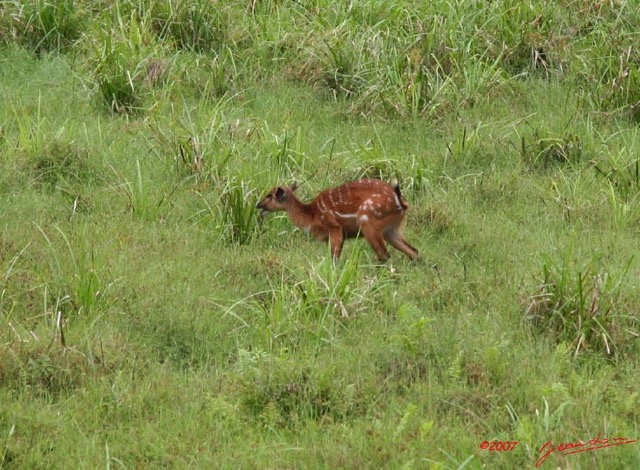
[2,0,635,119]
[35,224,111,319]
[88,14,162,114]
[1,0,84,53]
[144,0,230,53]
[525,252,637,357]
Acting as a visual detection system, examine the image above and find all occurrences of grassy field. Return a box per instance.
[1,1,639,468]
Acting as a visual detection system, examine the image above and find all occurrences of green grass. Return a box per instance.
[1,1,639,468]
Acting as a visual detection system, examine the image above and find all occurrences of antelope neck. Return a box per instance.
[286,195,314,229]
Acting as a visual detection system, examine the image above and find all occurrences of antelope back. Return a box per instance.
[314,179,407,218]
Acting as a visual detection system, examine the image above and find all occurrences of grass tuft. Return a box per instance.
[29,140,94,189]
[0,341,93,399]
[35,224,111,319]
[1,0,84,54]
[217,180,260,245]
[146,0,230,53]
[525,253,637,358]
[236,357,365,428]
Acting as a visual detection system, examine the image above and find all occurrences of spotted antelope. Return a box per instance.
[256,179,419,262]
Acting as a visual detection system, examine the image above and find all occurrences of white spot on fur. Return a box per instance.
[335,211,357,219]
[361,199,374,212]
[358,214,369,223]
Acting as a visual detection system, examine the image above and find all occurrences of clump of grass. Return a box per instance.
[249,250,390,350]
[520,129,584,169]
[298,246,389,319]
[10,99,98,192]
[421,202,452,235]
[0,242,36,325]
[144,121,205,179]
[255,124,307,174]
[91,35,144,113]
[218,181,259,245]
[400,164,431,196]
[145,0,229,53]
[88,13,166,114]
[213,249,392,355]
[0,341,93,400]
[525,253,637,357]
[242,2,307,80]
[235,353,365,427]
[592,154,640,228]
[571,16,639,121]
[170,49,236,100]
[36,225,110,319]
[308,28,454,119]
[196,180,258,245]
[1,234,108,400]
[176,136,204,177]
[377,44,452,119]
[381,302,435,380]
[29,139,94,189]
[144,94,239,184]
[320,34,367,100]
[1,0,84,54]
[592,155,640,202]
[346,155,399,182]
[484,2,559,78]
[108,159,171,219]
[283,2,560,119]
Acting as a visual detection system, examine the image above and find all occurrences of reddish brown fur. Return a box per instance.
[256,179,419,262]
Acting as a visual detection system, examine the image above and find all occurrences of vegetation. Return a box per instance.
[1,0,639,468]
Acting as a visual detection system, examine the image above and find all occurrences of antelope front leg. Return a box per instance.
[329,228,344,262]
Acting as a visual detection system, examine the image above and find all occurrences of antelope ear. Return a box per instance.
[290,181,299,192]
[275,187,287,202]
